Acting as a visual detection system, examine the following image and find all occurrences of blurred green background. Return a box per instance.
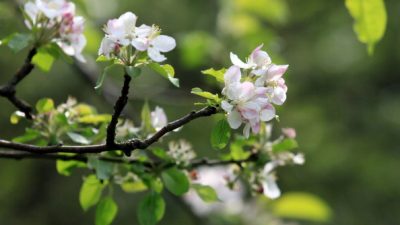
[1,0,400,224]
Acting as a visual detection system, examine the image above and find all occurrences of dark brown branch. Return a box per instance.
[0,150,258,169]
[106,74,131,148]
[0,106,217,154]
[0,48,37,119]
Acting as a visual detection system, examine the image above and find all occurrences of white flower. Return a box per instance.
[104,12,138,46]
[98,37,119,58]
[150,106,168,131]
[36,0,72,19]
[282,127,296,139]
[24,2,40,28]
[147,32,176,62]
[230,44,271,70]
[168,140,196,165]
[57,16,86,62]
[221,66,276,138]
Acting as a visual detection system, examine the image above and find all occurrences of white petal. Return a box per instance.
[230,52,252,69]
[119,12,137,33]
[221,100,233,113]
[266,64,288,80]
[271,86,287,105]
[227,110,242,129]
[262,175,281,199]
[224,66,241,86]
[260,104,276,121]
[132,38,148,51]
[152,35,176,52]
[263,161,277,174]
[238,82,255,101]
[148,47,166,62]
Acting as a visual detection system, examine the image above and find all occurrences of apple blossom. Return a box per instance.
[23,0,87,62]
[168,139,196,165]
[99,12,176,63]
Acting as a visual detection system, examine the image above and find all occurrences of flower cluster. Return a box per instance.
[24,0,86,62]
[98,12,176,63]
[168,140,196,166]
[221,45,288,138]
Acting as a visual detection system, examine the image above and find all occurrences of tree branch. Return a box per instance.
[0,48,37,119]
[0,106,217,154]
[106,74,131,148]
[0,150,258,169]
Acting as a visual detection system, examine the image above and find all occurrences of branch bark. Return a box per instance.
[0,48,37,119]
[0,106,217,154]
[106,74,131,148]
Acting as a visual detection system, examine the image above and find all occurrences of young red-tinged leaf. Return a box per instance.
[137,192,165,225]
[95,197,118,225]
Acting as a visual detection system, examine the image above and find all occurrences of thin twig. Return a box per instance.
[106,74,131,148]
[0,48,37,119]
[0,106,217,154]
[0,150,258,169]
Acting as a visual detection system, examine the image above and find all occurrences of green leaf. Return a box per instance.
[95,64,123,90]
[271,192,332,222]
[201,68,226,83]
[161,167,190,196]
[149,63,180,87]
[78,114,111,124]
[12,128,41,143]
[137,192,165,225]
[272,139,298,153]
[211,119,231,149]
[141,102,154,134]
[230,138,251,160]
[151,147,172,160]
[192,184,219,203]
[35,98,54,113]
[95,197,118,225]
[125,66,141,77]
[345,0,387,55]
[2,33,33,53]
[96,55,111,62]
[191,88,220,102]
[121,180,148,193]
[67,132,91,145]
[79,175,106,211]
[56,158,86,176]
[32,48,55,72]
[88,157,115,180]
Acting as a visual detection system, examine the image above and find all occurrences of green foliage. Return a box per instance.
[95,197,118,225]
[211,119,231,149]
[121,180,148,193]
[191,87,220,103]
[88,157,115,180]
[125,66,141,78]
[148,63,180,87]
[32,48,55,72]
[234,0,289,25]
[79,175,107,211]
[161,167,190,196]
[35,98,54,113]
[192,184,219,203]
[1,33,33,53]
[230,137,253,160]
[56,157,86,176]
[201,68,226,83]
[345,0,387,54]
[272,138,298,153]
[95,64,123,90]
[141,102,155,135]
[137,192,165,225]
[67,132,91,144]
[271,192,332,222]
[179,32,218,68]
